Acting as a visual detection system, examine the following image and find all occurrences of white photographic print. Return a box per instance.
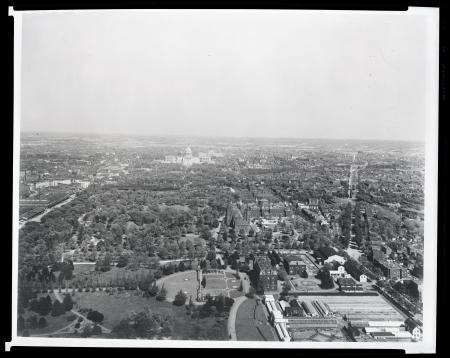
[8,7,438,353]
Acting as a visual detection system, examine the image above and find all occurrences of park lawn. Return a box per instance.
[73,290,162,329]
[235,298,277,342]
[205,278,227,289]
[205,274,223,279]
[226,278,241,290]
[21,309,76,336]
[203,289,227,297]
[161,271,199,300]
[72,290,228,340]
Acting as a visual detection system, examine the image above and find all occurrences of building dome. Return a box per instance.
[185,147,192,155]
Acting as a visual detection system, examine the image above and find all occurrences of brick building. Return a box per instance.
[374,259,409,279]
[254,256,278,291]
[337,277,363,293]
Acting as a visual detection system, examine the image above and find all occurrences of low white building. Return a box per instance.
[275,322,291,342]
[367,321,404,327]
[405,318,423,341]
[329,265,347,279]
[324,255,347,266]
[278,300,291,314]
[393,331,414,340]
[261,218,278,229]
[270,309,287,324]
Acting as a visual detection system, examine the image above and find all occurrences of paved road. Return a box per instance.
[227,296,247,340]
[19,194,77,229]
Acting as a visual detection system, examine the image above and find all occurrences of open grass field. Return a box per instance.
[74,290,160,329]
[160,271,199,300]
[205,277,227,289]
[160,271,242,299]
[235,299,277,341]
[72,291,228,340]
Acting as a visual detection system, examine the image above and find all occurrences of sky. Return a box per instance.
[20,10,432,141]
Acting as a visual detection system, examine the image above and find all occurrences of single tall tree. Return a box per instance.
[51,300,65,317]
[62,294,74,311]
[173,290,188,306]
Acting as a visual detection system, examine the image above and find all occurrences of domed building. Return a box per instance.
[184,147,193,159]
[162,146,210,167]
[182,146,200,167]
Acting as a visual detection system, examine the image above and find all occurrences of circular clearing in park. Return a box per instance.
[161,271,199,300]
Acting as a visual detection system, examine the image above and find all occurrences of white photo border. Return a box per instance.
[7,6,439,353]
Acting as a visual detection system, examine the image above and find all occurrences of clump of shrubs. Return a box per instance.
[81,325,92,338]
[156,286,167,302]
[38,317,47,328]
[92,325,102,336]
[245,287,255,298]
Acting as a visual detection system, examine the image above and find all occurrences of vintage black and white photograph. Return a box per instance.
[9,7,439,352]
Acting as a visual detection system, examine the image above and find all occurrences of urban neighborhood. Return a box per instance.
[17,133,424,342]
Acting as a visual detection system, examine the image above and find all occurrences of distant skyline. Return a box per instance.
[21,10,431,141]
[20,130,425,144]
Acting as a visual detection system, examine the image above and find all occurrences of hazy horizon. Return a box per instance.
[21,10,429,141]
[20,130,425,144]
